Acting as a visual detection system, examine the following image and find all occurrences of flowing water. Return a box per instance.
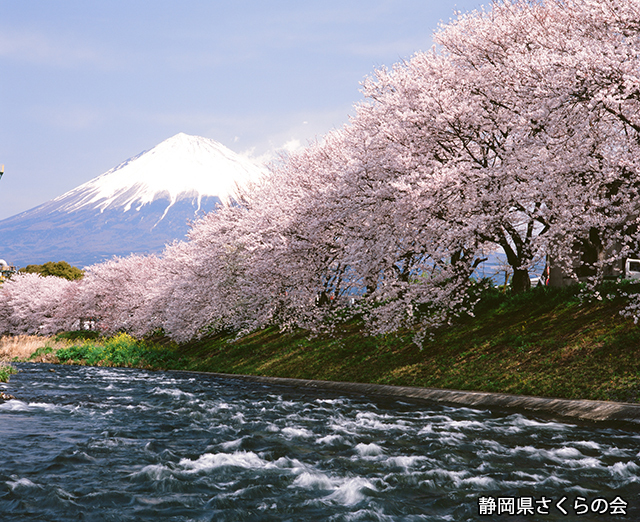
[0,363,638,521]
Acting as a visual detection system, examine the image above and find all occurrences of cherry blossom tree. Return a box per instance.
[156,135,354,341]
[157,0,640,340]
[432,0,640,287]
[0,273,77,335]
[358,8,561,294]
[59,254,163,336]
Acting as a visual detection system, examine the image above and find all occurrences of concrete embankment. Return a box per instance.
[173,371,640,425]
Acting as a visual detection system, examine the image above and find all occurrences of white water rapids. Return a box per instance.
[0,364,638,520]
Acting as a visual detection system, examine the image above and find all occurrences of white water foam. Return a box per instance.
[573,440,602,450]
[281,427,314,439]
[331,412,412,435]
[608,460,640,483]
[336,508,397,521]
[459,475,497,489]
[132,464,173,481]
[423,468,471,486]
[151,387,195,399]
[179,451,268,472]
[355,443,384,457]
[383,455,427,469]
[178,451,307,475]
[0,400,71,414]
[221,437,245,450]
[316,434,344,445]
[507,414,573,430]
[325,477,377,506]
[6,477,40,491]
[291,472,335,490]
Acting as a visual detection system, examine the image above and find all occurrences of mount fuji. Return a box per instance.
[0,133,266,267]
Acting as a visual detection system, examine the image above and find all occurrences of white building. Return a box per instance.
[0,259,17,282]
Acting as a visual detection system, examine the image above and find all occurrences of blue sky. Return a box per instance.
[0,0,486,220]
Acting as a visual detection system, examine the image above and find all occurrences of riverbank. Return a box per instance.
[173,284,640,404]
[3,283,640,403]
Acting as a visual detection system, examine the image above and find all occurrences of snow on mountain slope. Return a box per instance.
[50,132,265,216]
[0,133,267,267]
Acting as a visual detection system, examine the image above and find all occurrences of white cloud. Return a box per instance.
[283,138,302,153]
[238,139,302,169]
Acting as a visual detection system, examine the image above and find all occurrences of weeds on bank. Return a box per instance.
[54,332,183,370]
[0,363,17,383]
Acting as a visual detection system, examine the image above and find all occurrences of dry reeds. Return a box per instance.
[0,335,69,362]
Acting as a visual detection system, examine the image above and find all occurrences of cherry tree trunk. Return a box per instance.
[511,268,531,294]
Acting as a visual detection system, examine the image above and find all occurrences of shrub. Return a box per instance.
[55,331,101,342]
[19,261,84,280]
[0,363,17,383]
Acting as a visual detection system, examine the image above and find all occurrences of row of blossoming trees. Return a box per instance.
[2,0,640,343]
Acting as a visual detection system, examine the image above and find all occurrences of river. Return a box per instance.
[0,363,638,521]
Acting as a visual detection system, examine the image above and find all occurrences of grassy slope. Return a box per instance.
[174,285,640,403]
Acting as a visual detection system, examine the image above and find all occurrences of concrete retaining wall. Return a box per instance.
[172,371,640,425]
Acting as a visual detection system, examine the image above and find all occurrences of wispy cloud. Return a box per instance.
[0,28,111,69]
[29,105,105,130]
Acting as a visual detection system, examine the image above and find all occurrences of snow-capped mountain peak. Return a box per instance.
[0,133,268,267]
[53,133,265,214]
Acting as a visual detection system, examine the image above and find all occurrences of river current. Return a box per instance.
[0,363,638,521]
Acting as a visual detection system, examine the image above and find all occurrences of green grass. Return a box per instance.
[27,346,55,360]
[54,332,185,370]
[55,330,101,342]
[31,281,640,403]
[171,282,640,403]
[0,363,17,383]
